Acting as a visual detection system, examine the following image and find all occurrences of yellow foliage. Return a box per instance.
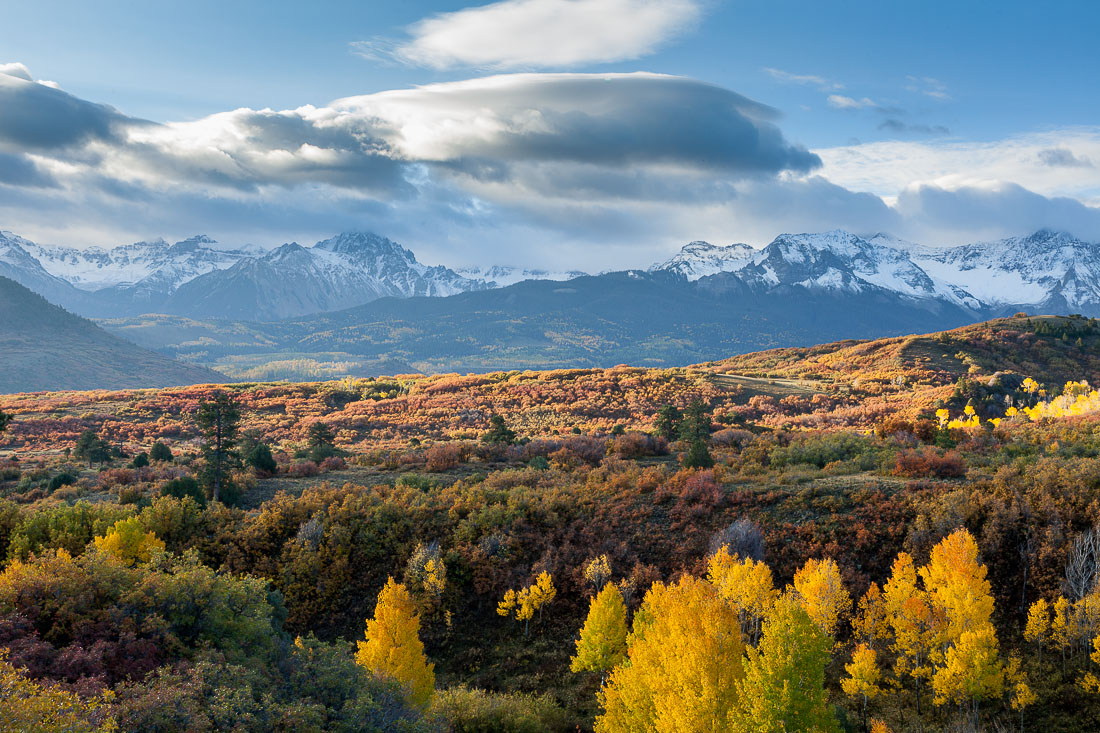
[919,529,994,643]
[355,578,435,709]
[841,644,882,701]
[1024,597,1050,646]
[595,575,744,733]
[584,555,612,590]
[707,545,777,645]
[931,625,1005,708]
[852,583,889,645]
[792,557,851,637]
[869,720,890,733]
[0,652,116,732]
[92,517,165,565]
[498,571,557,636]
[571,583,628,674]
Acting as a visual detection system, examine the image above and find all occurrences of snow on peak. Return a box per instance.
[651,240,755,280]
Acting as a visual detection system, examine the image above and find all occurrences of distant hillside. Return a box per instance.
[0,276,226,392]
[101,270,979,379]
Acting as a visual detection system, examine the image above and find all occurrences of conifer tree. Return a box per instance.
[355,578,435,709]
[571,583,628,676]
[195,391,241,504]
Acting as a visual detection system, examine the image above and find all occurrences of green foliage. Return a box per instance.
[7,501,131,561]
[0,410,11,435]
[161,476,206,506]
[681,439,715,469]
[195,391,242,504]
[47,471,78,491]
[73,429,111,465]
[129,451,149,469]
[245,442,278,474]
[306,422,339,462]
[432,686,569,733]
[769,432,880,470]
[482,415,517,445]
[149,441,173,462]
[654,404,682,441]
[679,399,711,443]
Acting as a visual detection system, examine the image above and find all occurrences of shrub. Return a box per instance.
[319,456,346,472]
[432,686,569,733]
[892,448,966,478]
[285,461,320,478]
[610,432,667,458]
[425,442,467,472]
[161,476,205,506]
[149,442,173,463]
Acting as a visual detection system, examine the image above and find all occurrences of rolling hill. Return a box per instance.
[0,276,226,392]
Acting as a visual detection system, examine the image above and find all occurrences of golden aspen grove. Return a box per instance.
[5,316,1100,730]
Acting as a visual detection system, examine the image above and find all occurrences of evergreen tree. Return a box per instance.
[149,441,173,462]
[0,409,11,435]
[244,442,278,475]
[73,429,111,466]
[129,451,149,469]
[681,438,715,469]
[654,405,682,441]
[482,414,517,445]
[306,422,338,461]
[195,391,241,504]
[679,399,711,443]
[355,578,435,709]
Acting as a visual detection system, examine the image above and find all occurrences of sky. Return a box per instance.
[0,0,1098,270]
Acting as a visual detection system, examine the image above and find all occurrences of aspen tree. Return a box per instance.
[355,578,435,709]
[792,557,851,637]
[571,583,628,675]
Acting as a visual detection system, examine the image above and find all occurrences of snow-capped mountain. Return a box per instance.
[23,235,253,292]
[651,229,1100,316]
[649,241,754,280]
[166,233,491,320]
[0,230,92,311]
[455,264,587,288]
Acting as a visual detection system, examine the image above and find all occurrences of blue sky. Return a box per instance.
[1,0,1098,268]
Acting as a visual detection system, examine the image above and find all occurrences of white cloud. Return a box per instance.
[827,94,878,110]
[354,0,702,69]
[905,75,950,100]
[763,67,842,91]
[814,128,1100,203]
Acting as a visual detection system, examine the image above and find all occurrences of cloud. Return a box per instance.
[1,62,1097,268]
[905,75,950,100]
[354,0,702,70]
[763,68,842,91]
[827,94,878,110]
[0,64,135,150]
[1038,147,1093,168]
[878,119,950,136]
[815,128,1100,204]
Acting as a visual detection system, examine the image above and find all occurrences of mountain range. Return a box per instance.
[4,226,1100,382]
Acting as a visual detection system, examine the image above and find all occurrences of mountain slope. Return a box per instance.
[166,233,490,320]
[102,269,979,377]
[0,276,225,392]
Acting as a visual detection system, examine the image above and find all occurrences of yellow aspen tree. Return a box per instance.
[841,643,883,733]
[853,583,889,647]
[0,652,116,733]
[1080,635,1100,693]
[1051,596,1073,673]
[882,552,941,720]
[732,594,840,733]
[498,571,556,637]
[869,720,890,733]
[584,555,612,591]
[707,545,777,645]
[931,625,1004,727]
[1006,655,1037,732]
[1023,598,1050,663]
[355,578,435,709]
[92,517,165,565]
[918,529,994,645]
[792,557,851,637]
[571,583,628,676]
[596,575,743,733]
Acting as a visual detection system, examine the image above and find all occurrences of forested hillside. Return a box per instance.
[3,315,1100,730]
[0,276,226,392]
